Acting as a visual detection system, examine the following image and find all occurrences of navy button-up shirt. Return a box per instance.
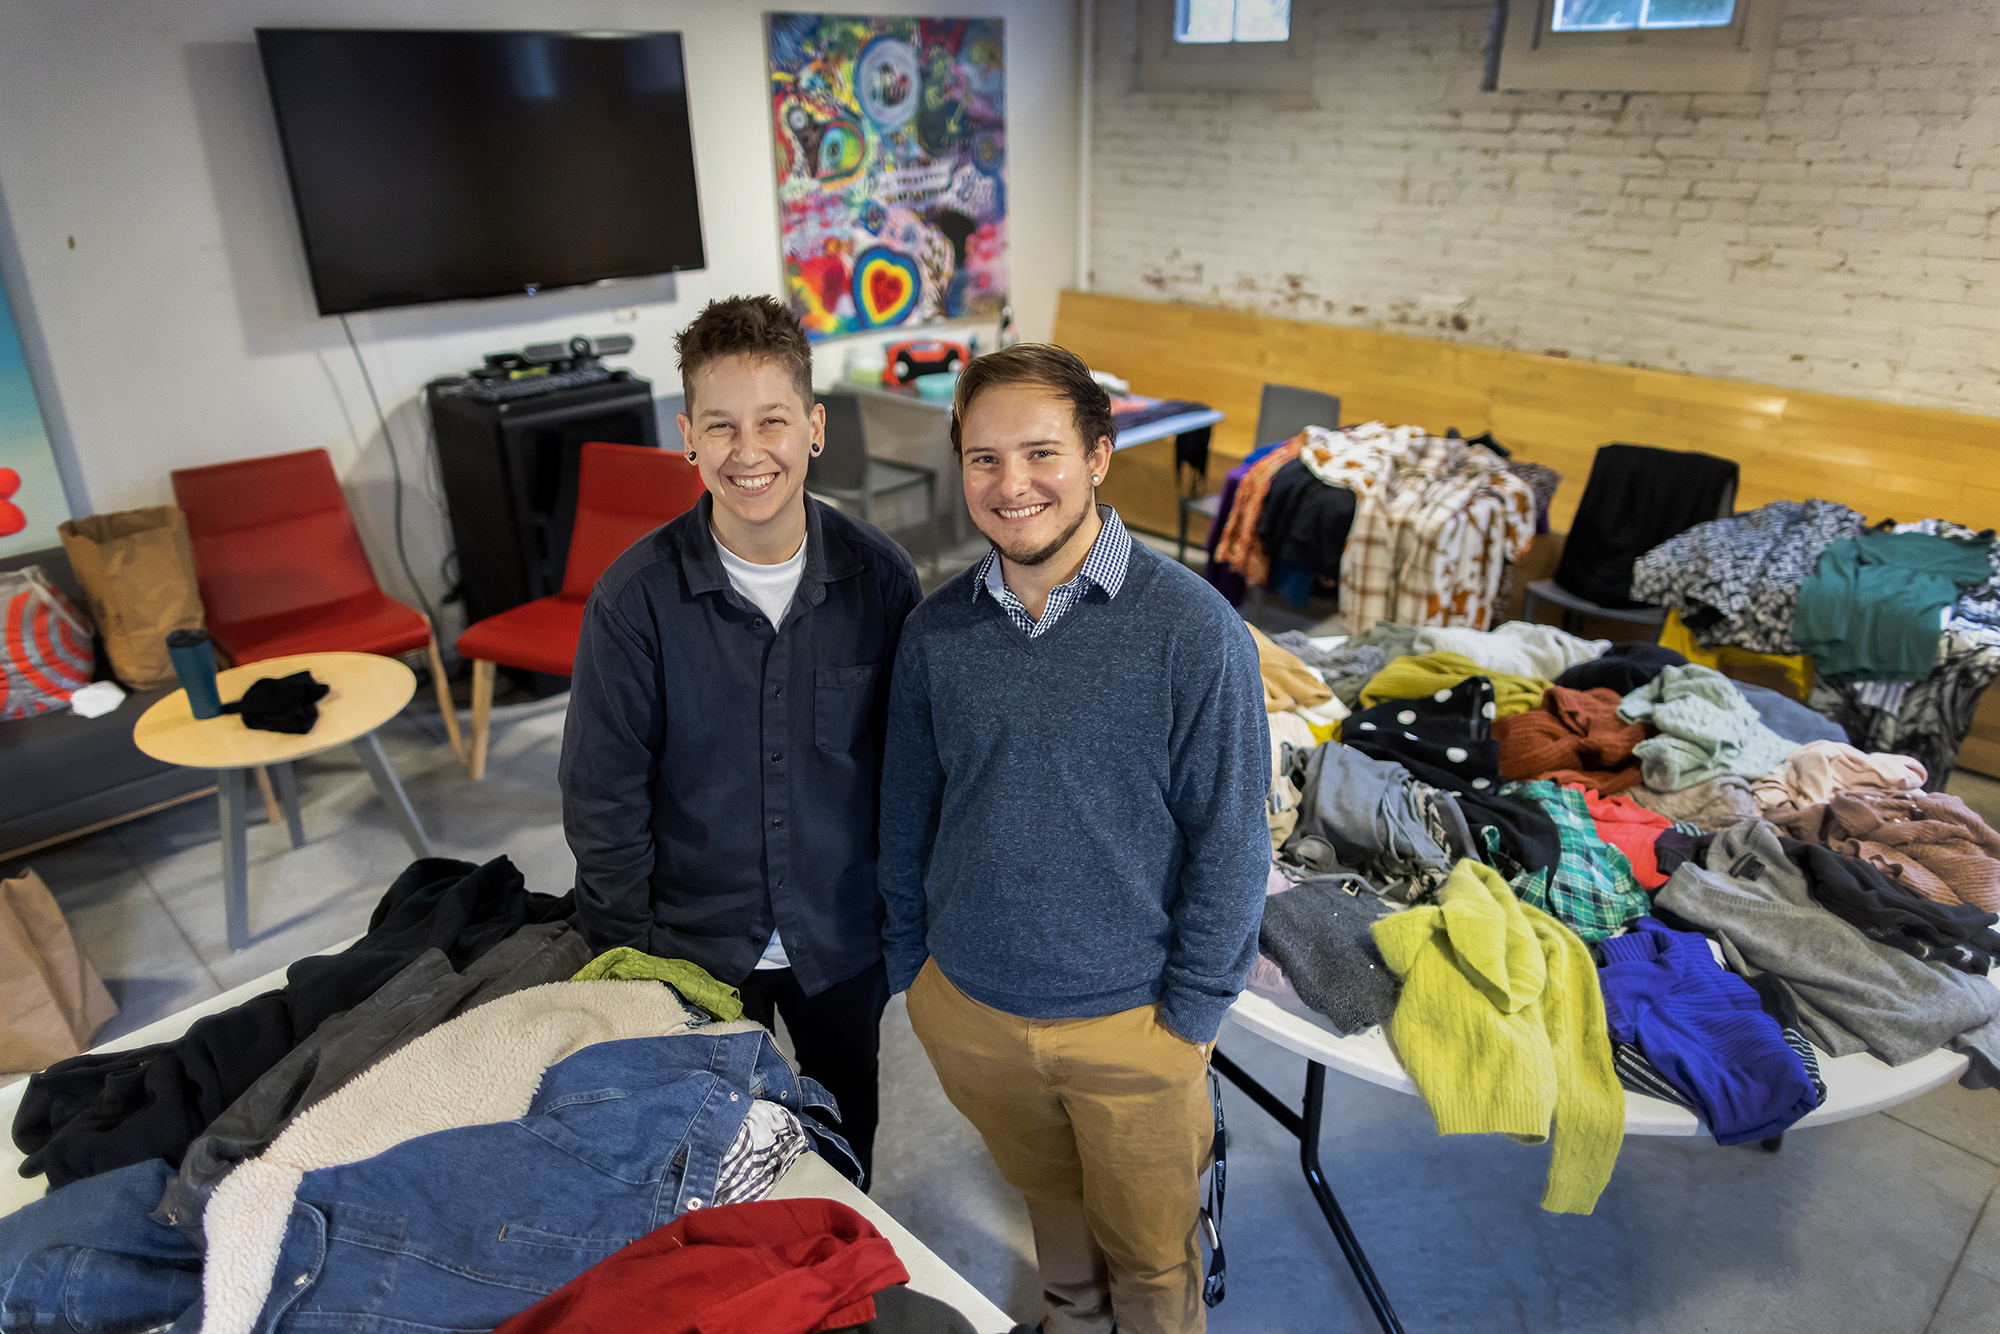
[559,493,921,995]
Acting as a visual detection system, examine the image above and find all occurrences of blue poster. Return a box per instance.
[0,275,65,557]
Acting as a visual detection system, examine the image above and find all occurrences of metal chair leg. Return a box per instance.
[353,730,433,859]
[272,761,305,849]
[217,768,251,952]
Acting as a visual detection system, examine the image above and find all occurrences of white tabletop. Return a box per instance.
[1224,976,1985,1137]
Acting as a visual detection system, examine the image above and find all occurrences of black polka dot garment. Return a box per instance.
[1343,675,1503,794]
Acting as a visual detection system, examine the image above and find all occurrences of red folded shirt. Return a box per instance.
[1572,784,1675,888]
[491,1198,911,1334]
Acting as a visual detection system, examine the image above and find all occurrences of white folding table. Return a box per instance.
[1214,976,1996,1334]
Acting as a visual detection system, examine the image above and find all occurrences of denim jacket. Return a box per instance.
[251,1030,846,1333]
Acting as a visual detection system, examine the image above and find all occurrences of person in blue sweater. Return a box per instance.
[879,343,1269,1334]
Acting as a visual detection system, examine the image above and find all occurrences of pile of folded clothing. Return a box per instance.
[1,858,904,1334]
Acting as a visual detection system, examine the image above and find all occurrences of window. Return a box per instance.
[1175,0,1290,44]
[1551,0,1735,31]
[1137,0,1312,95]
[1495,0,1784,93]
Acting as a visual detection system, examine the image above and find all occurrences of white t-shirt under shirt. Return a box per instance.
[715,528,808,970]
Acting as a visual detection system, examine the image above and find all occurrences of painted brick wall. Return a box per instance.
[1089,0,2000,414]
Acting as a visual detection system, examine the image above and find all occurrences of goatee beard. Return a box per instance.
[997,501,1094,567]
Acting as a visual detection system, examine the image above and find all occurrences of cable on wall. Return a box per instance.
[339,313,444,633]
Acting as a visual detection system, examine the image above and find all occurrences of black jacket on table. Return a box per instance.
[559,493,922,996]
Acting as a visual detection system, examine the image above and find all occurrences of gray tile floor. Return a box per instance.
[6,537,1999,1332]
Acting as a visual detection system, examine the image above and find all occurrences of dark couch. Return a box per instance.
[0,546,211,860]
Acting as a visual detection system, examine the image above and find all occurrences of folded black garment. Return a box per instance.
[13,992,296,1192]
[1553,642,1689,696]
[1256,458,1358,590]
[1460,790,1564,877]
[1258,876,1400,1036]
[285,855,576,1035]
[220,671,329,734]
[1655,827,1714,879]
[1344,675,1502,794]
[1778,838,2000,975]
[1553,443,1740,608]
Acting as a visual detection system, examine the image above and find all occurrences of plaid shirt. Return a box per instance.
[1497,780,1649,942]
[974,505,1132,638]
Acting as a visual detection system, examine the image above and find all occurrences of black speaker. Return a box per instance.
[431,375,660,625]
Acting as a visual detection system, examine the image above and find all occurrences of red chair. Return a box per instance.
[456,441,704,779]
[170,447,464,762]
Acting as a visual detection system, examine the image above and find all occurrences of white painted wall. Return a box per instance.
[1088,0,2000,415]
[0,0,1077,634]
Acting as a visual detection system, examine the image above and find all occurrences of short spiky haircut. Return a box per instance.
[676,295,814,412]
[950,343,1114,461]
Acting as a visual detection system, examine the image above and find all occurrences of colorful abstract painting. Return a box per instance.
[0,276,65,558]
[768,14,1006,340]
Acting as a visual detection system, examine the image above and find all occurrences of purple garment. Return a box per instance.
[1597,917,1818,1146]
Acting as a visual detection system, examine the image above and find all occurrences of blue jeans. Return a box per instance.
[255,1029,845,1332]
[0,1159,204,1332]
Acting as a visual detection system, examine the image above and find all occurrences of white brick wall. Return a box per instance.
[1088,0,2000,414]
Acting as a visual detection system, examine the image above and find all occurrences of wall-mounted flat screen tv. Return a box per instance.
[256,28,706,316]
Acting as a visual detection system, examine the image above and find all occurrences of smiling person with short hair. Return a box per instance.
[879,343,1269,1334]
[560,295,921,1183]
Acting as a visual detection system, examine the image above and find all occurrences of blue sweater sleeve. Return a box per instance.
[1158,613,1271,1044]
[878,628,942,993]
[557,590,663,954]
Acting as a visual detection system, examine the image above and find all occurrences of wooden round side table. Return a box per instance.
[134,651,434,951]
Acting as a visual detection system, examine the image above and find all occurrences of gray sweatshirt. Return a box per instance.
[1655,820,2000,1088]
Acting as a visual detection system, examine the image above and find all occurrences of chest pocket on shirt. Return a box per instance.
[815,663,880,753]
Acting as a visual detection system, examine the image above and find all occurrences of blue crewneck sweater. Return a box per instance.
[878,539,1270,1044]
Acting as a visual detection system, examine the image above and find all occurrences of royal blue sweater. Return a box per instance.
[878,541,1270,1044]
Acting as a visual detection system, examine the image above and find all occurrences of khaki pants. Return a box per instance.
[906,958,1213,1334]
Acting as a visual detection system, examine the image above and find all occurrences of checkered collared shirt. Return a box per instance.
[973,505,1132,638]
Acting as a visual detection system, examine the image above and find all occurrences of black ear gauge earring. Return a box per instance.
[684,451,697,464]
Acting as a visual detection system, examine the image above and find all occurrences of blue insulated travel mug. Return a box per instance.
[166,629,222,719]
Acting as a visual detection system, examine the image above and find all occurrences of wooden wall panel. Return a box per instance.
[1055,289,1999,537]
[1056,288,2000,776]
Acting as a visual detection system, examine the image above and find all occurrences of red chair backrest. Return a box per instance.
[170,448,382,626]
[563,443,705,599]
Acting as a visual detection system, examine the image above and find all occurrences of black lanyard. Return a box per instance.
[1200,1065,1227,1307]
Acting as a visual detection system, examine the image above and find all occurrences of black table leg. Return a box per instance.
[1212,1049,1407,1334]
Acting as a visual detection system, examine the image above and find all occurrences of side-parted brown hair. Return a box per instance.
[950,343,1114,461]
[676,295,814,412]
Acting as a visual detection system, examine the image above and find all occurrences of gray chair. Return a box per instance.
[810,392,940,574]
[1178,383,1342,564]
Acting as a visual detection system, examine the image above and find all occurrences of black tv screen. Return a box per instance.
[257,29,706,315]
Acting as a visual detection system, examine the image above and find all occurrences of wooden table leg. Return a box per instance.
[353,730,433,859]
[253,766,283,827]
[272,761,306,849]
[218,768,252,952]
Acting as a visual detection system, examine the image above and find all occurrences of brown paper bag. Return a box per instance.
[0,869,117,1075]
[59,505,207,690]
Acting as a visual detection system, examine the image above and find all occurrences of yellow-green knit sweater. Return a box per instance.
[1372,859,1624,1214]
